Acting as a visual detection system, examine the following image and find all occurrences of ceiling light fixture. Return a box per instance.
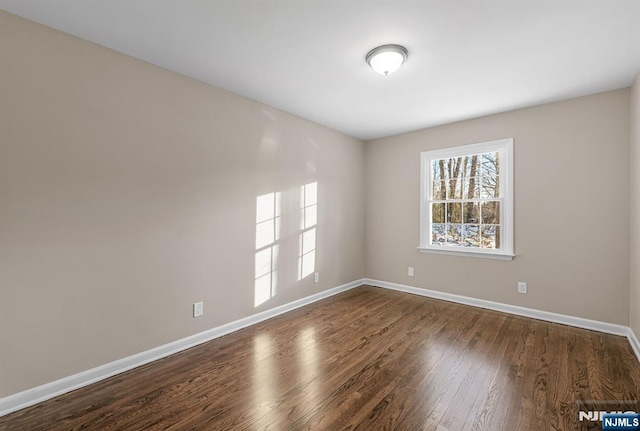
[366,44,408,76]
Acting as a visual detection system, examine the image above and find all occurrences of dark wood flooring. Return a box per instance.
[2,285,639,430]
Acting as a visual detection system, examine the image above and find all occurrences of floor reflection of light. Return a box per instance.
[254,192,280,307]
[298,182,317,280]
[298,327,319,406]
[253,334,276,426]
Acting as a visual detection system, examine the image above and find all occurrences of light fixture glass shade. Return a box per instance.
[366,44,408,76]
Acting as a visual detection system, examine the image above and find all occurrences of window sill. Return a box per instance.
[417,247,515,261]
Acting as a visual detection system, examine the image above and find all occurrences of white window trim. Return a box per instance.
[419,138,515,260]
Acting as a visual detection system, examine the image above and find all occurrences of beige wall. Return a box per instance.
[0,11,365,397]
[365,89,630,325]
[0,8,636,403]
[631,73,640,336]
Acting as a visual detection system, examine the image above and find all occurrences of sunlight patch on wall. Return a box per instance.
[298,182,317,280]
[255,192,281,307]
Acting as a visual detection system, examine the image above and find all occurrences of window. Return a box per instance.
[419,138,514,260]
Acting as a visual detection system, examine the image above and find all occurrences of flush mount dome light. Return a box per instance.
[366,44,408,76]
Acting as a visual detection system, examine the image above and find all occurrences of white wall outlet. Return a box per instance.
[517,282,527,294]
[408,267,414,277]
[193,301,204,317]
[314,272,320,283]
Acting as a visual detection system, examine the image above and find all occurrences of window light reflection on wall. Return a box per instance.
[254,192,280,307]
[298,182,317,280]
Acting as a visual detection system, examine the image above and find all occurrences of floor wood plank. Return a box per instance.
[2,285,639,430]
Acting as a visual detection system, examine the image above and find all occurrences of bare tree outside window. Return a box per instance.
[430,151,502,249]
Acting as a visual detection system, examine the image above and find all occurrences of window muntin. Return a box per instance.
[420,139,513,259]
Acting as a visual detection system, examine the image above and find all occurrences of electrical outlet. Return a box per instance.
[408,267,414,277]
[517,282,527,294]
[193,301,204,317]
[314,272,320,283]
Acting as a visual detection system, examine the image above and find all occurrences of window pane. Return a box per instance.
[463,202,480,223]
[482,152,499,177]
[481,152,499,198]
[447,178,463,199]
[447,157,464,178]
[481,225,500,249]
[432,160,446,181]
[445,157,465,199]
[432,203,445,223]
[432,180,447,200]
[481,201,500,224]
[447,224,463,246]
[463,224,480,248]
[432,224,446,245]
[467,154,481,178]
[481,174,499,198]
[446,202,462,223]
[463,177,480,199]
[461,156,470,178]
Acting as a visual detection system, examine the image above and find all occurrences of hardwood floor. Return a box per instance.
[2,285,640,430]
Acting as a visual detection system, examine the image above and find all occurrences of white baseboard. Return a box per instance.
[0,278,364,418]
[627,328,640,362]
[364,278,630,336]
[368,278,640,362]
[3,277,638,418]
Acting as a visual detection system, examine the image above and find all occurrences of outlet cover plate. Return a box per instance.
[517,282,527,294]
[193,302,204,317]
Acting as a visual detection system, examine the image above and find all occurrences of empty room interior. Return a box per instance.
[1,1,640,430]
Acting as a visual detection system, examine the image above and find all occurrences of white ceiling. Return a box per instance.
[1,1,639,140]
